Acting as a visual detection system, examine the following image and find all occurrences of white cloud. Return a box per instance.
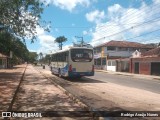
[37,34,58,54]
[45,0,91,12]
[37,33,73,54]
[83,30,88,35]
[36,26,45,35]
[153,0,160,4]
[28,49,36,52]
[34,26,58,54]
[88,0,160,47]
[108,4,122,13]
[62,44,73,50]
[86,10,105,24]
[39,35,55,47]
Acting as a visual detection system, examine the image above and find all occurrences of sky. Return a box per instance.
[26,0,160,54]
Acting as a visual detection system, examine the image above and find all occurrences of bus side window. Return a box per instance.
[65,52,68,62]
[62,52,65,62]
[52,55,54,62]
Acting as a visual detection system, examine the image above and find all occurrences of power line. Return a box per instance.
[96,16,160,38]
[96,8,160,34]
[140,36,160,43]
[90,28,160,45]
[89,1,160,45]
[93,16,160,42]
[53,26,91,29]
[127,28,160,41]
[96,2,160,32]
[93,4,160,35]
[51,2,160,30]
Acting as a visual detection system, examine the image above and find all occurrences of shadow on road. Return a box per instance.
[12,66,87,112]
[62,77,106,83]
[0,65,25,111]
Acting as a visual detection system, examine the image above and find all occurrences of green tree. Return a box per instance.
[0,30,12,55]
[39,52,43,62]
[55,36,67,50]
[28,52,38,63]
[0,30,29,63]
[44,54,50,64]
[11,37,29,61]
[0,0,49,43]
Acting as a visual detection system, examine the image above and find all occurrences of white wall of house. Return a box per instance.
[106,50,133,57]
[132,50,141,58]
[107,66,116,71]
[107,60,116,71]
[103,47,135,58]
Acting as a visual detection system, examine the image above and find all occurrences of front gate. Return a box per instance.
[134,62,139,74]
[151,62,160,76]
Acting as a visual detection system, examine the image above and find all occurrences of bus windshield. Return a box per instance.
[71,49,93,62]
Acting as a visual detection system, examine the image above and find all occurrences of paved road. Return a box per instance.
[38,65,160,108]
[87,72,160,94]
[36,65,160,119]
[43,65,160,94]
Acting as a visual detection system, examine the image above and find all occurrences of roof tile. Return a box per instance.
[94,40,154,48]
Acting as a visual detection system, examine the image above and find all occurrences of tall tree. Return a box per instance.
[55,36,67,50]
[38,52,44,63]
[0,0,49,43]
[39,52,43,60]
[28,52,38,63]
[0,30,30,63]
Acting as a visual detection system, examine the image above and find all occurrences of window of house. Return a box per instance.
[107,46,116,51]
[112,61,116,66]
[118,47,128,51]
[129,48,136,51]
[94,47,101,53]
[102,58,106,65]
[108,60,116,66]
[97,58,101,65]
[108,61,112,66]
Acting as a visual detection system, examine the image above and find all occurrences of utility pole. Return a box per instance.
[75,36,84,47]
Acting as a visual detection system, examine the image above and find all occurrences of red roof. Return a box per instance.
[94,40,154,48]
[142,47,160,57]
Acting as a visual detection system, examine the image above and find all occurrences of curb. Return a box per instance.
[38,70,104,120]
[95,70,160,81]
[5,64,28,120]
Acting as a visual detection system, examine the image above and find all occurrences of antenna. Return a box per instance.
[75,36,84,47]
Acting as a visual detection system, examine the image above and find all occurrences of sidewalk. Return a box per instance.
[11,65,91,120]
[0,64,27,112]
[95,69,160,80]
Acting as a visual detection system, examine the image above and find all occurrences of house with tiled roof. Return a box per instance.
[130,46,160,76]
[142,46,160,57]
[94,40,154,71]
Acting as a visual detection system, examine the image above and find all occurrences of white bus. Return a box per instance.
[50,47,94,78]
